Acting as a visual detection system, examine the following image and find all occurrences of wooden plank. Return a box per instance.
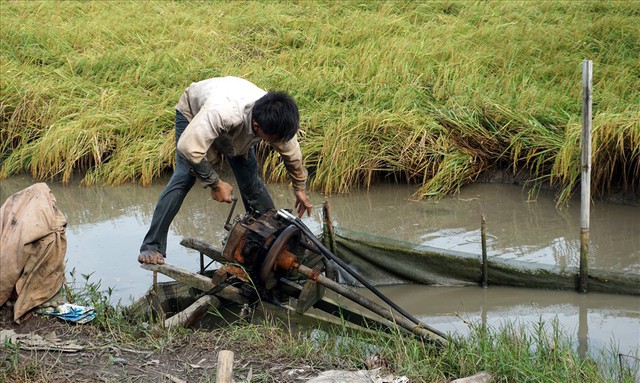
[296,279,325,314]
[142,263,214,291]
[164,294,220,329]
[141,263,248,304]
[277,279,396,334]
[180,237,227,263]
[257,301,379,335]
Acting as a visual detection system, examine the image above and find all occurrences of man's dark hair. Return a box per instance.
[253,91,299,142]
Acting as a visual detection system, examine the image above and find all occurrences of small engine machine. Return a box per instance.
[207,198,447,345]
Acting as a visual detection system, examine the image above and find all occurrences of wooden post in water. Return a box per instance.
[322,200,337,256]
[481,215,488,288]
[322,200,338,281]
[579,59,593,294]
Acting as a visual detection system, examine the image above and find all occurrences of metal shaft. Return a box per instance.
[296,262,447,345]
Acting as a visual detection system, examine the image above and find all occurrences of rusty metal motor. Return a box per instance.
[221,209,304,289]
[216,201,448,345]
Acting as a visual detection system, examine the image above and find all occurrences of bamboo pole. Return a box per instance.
[579,59,593,294]
[481,215,488,288]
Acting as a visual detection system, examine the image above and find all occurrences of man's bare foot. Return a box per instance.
[138,250,165,265]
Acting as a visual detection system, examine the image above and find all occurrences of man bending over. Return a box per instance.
[138,76,312,265]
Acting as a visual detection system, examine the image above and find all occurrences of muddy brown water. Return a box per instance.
[1,174,639,358]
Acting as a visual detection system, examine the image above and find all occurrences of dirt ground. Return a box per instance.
[0,305,331,383]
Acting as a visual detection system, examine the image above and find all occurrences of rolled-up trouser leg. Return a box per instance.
[140,111,196,256]
[227,147,275,215]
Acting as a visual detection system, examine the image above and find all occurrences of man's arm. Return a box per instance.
[181,151,219,189]
[271,136,307,189]
[177,105,236,202]
[272,136,312,217]
[294,189,312,217]
[179,150,234,203]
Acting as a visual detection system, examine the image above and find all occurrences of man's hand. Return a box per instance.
[294,189,312,218]
[210,180,234,203]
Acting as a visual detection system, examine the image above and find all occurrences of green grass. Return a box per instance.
[199,319,639,382]
[73,272,638,382]
[1,1,638,203]
[3,271,636,382]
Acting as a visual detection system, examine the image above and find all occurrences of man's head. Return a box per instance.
[252,91,299,142]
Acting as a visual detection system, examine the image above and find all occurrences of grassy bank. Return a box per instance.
[1,1,638,202]
[2,274,637,383]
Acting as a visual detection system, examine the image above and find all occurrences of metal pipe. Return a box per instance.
[296,262,448,345]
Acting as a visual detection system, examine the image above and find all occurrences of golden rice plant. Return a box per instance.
[1,1,638,203]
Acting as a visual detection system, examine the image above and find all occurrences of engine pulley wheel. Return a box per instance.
[260,225,301,290]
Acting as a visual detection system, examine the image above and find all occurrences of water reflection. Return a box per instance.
[2,174,639,288]
[312,182,639,274]
[1,174,639,357]
[350,284,640,358]
[3,175,638,273]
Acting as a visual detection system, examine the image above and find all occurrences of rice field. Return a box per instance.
[1,1,638,203]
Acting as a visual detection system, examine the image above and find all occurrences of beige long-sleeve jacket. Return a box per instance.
[175,76,307,190]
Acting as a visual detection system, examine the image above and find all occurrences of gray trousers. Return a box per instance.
[140,110,275,256]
